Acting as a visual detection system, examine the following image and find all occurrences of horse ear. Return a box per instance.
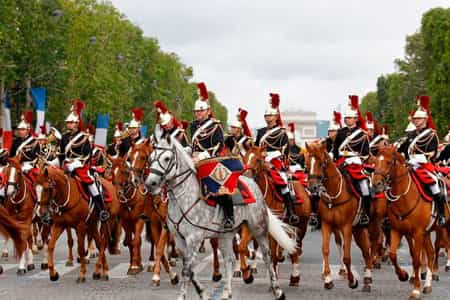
[305,142,311,153]
[44,167,49,178]
[145,138,151,146]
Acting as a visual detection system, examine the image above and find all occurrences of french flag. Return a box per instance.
[95,114,109,147]
[31,87,46,134]
[140,125,148,137]
[2,91,13,150]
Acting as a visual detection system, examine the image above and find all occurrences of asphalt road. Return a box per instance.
[0,229,449,300]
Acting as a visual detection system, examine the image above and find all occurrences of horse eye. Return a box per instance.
[164,157,170,162]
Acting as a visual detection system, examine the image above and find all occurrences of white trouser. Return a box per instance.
[359,179,370,197]
[0,186,5,197]
[408,156,440,195]
[87,183,100,197]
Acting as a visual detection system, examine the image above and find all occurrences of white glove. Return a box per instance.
[66,160,82,173]
[21,163,33,173]
[197,151,211,161]
[49,158,60,168]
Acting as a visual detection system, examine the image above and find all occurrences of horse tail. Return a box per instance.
[266,208,297,254]
[0,205,28,257]
[145,221,152,243]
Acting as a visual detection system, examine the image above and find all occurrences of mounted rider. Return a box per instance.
[54,100,110,222]
[154,100,189,147]
[224,108,253,158]
[0,131,9,204]
[436,126,450,166]
[107,122,123,157]
[365,112,379,142]
[9,111,39,179]
[333,95,371,226]
[190,82,238,229]
[325,111,341,155]
[118,108,143,157]
[286,123,305,171]
[255,93,299,225]
[369,125,389,156]
[398,95,445,226]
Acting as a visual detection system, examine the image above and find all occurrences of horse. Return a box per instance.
[243,145,311,286]
[127,139,180,285]
[371,146,448,299]
[305,142,373,292]
[0,204,29,274]
[145,135,296,300]
[34,162,120,283]
[4,157,37,274]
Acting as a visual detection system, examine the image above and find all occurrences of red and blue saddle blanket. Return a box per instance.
[204,178,256,207]
[197,157,245,197]
[336,157,367,199]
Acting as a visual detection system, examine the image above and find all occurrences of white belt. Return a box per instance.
[289,165,303,172]
[409,154,427,164]
[345,156,362,165]
[265,150,282,162]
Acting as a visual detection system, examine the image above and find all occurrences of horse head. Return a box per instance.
[34,164,58,225]
[6,156,23,197]
[242,145,265,177]
[305,141,331,196]
[129,138,153,185]
[372,145,405,194]
[109,155,131,188]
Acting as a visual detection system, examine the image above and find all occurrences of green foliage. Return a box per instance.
[360,8,449,139]
[0,0,227,137]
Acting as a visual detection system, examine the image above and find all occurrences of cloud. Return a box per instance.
[111,0,448,126]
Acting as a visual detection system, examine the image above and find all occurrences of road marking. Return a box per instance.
[108,263,131,279]
[29,261,78,279]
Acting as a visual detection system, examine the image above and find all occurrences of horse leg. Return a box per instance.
[66,228,74,267]
[409,231,424,300]
[290,222,306,287]
[100,223,111,280]
[130,219,144,275]
[218,233,235,300]
[47,224,64,281]
[89,225,103,280]
[75,225,88,283]
[1,237,9,259]
[368,217,381,269]
[158,230,178,285]
[211,237,222,282]
[388,229,409,281]
[26,229,35,271]
[152,225,164,286]
[422,233,435,294]
[321,222,333,289]
[178,239,206,300]
[239,228,254,282]
[333,229,346,276]
[342,224,358,289]
[353,227,372,292]
[232,234,241,277]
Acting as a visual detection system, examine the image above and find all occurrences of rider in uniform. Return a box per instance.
[55,100,110,222]
[224,108,253,158]
[10,112,39,177]
[118,108,143,157]
[369,125,389,156]
[365,112,379,142]
[286,123,305,170]
[255,93,299,224]
[107,122,123,157]
[189,82,236,228]
[436,126,450,166]
[333,95,370,226]
[154,101,189,147]
[398,95,445,226]
[325,111,341,155]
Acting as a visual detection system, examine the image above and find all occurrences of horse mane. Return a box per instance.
[162,136,196,174]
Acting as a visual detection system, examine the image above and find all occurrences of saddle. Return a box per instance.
[410,165,449,202]
[74,178,113,203]
[266,170,304,204]
[336,159,365,199]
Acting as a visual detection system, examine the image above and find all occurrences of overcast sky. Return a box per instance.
[111,0,448,126]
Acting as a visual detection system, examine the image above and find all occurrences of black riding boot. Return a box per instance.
[358,195,371,226]
[282,191,300,225]
[434,194,446,227]
[219,195,234,229]
[92,194,110,222]
[309,195,321,229]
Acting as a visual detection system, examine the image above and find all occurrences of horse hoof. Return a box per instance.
[289,275,300,286]
[338,269,347,277]
[420,272,426,281]
[171,274,179,285]
[27,264,35,271]
[50,272,60,282]
[399,272,409,282]
[101,275,109,281]
[445,266,450,272]
[432,274,439,281]
[251,266,258,274]
[0,266,3,274]
[373,262,381,269]
[409,276,415,284]
[93,272,101,280]
[41,263,48,270]
[127,268,138,276]
[212,273,222,282]
[249,251,256,260]
[363,277,373,285]
[349,279,359,289]
[324,281,334,290]
[278,255,285,263]
[243,273,254,284]
[147,264,155,273]
[233,271,241,278]
[1,253,8,259]
[76,277,86,283]
[276,292,286,300]
[169,259,177,267]
[423,286,432,294]
[199,246,206,253]
[362,284,371,293]
[153,279,161,286]
[408,291,420,300]
[65,261,74,267]
[17,269,26,276]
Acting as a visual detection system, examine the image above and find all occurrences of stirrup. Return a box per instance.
[309,214,319,227]
[99,210,110,222]
[223,218,234,229]
[288,214,300,225]
[437,216,446,227]
[358,214,370,226]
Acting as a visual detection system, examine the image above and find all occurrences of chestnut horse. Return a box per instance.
[372,146,449,299]
[243,146,311,286]
[305,142,373,292]
[34,163,119,282]
[4,157,37,274]
[128,139,180,286]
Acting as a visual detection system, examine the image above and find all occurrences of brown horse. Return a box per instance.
[243,146,311,286]
[128,139,180,285]
[372,146,448,299]
[305,142,373,292]
[4,157,37,274]
[34,163,120,283]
